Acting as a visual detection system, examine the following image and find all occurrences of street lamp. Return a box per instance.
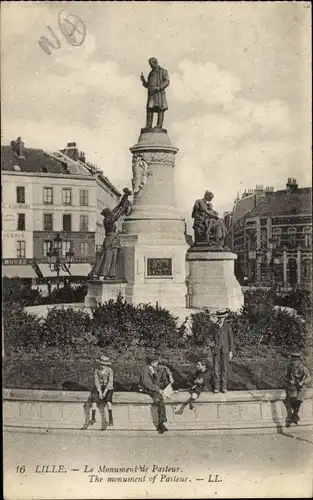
[47,233,74,291]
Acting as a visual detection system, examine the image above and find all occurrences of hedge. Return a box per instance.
[3,287,312,391]
[2,278,87,307]
[3,346,293,391]
[3,293,310,359]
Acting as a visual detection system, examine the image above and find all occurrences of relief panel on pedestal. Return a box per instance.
[146,257,173,277]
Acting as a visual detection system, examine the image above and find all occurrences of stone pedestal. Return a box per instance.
[84,280,127,307]
[120,128,188,308]
[186,249,244,311]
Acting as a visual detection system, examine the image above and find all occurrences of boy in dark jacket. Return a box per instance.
[285,351,311,427]
[156,364,174,390]
[188,360,211,409]
[175,360,210,414]
[139,355,168,434]
[212,310,234,393]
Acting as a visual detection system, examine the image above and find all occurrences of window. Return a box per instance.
[287,258,297,286]
[62,188,72,206]
[16,186,25,204]
[17,213,25,231]
[303,260,312,280]
[43,187,53,205]
[43,240,52,257]
[260,228,267,242]
[272,228,282,247]
[16,240,26,257]
[80,241,88,256]
[273,264,284,283]
[80,215,89,232]
[80,189,89,206]
[304,227,312,248]
[62,214,72,231]
[288,227,297,247]
[43,213,53,231]
[62,240,71,257]
[246,229,256,251]
[260,261,268,281]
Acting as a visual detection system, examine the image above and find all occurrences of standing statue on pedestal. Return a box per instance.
[191,191,228,249]
[90,188,132,280]
[140,58,170,129]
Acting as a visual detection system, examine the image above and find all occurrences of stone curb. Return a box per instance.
[4,387,313,433]
[5,388,313,403]
[4,425,313,437]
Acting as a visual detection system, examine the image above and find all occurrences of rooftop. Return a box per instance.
[1,144,90,177]
[1,138,121,197]
[242,187,312,219]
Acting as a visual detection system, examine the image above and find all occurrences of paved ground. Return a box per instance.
[4,429,313,499]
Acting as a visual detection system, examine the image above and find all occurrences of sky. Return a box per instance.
[1,1,312,222]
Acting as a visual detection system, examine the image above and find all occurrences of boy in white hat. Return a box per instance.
[82,355,114,430]
[285,351,311,427]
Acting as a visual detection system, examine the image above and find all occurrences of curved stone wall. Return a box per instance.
[3,388,313,433]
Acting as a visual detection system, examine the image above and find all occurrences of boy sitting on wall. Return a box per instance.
[81,355,114,430]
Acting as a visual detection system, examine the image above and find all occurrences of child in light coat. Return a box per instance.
[82,355,114,430]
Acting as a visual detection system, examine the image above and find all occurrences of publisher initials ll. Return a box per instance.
[208,474,222,483]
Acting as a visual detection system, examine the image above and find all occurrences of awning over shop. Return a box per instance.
[2,265,38,279]
[37,264,70,278]
[68,263,92,277]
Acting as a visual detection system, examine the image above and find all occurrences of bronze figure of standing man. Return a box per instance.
[140,58,170,129]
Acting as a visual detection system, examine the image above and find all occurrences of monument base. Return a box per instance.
[84,279,127,307]
[120,234,188,309]
[124,282,187,309]
[186,250,244,311]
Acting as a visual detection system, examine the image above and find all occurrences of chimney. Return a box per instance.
[254,184,265,206]
[286,178,298,192]
[78,151,86,163]
[10,137,25,158]
[65,142,79,161]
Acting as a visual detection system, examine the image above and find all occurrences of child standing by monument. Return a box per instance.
[212,310,234,393]
[82,355,114,430]
[285,351,311,427]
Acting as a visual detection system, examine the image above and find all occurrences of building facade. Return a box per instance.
[1,138,121,283]
[229,179,312,289]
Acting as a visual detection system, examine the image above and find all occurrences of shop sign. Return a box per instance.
[2,258,32,265]
[2,232,25,238]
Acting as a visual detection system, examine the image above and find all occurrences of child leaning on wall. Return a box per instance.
[285,351,311,428]
[81,355,114,431]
